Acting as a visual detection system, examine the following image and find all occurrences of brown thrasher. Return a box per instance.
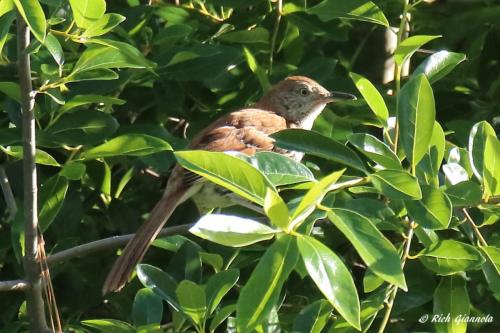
[102,76,355,294]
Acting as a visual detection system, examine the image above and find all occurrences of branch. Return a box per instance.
[17,13,49,332]
[47,224,193,265]
[0,165,17,221]
[462,208,488,247]
[0,279,29,292]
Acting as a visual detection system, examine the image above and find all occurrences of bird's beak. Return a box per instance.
[328,91,357,101]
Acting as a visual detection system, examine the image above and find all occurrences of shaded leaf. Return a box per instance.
[133,288,163,326]
[39,175,68,232]
[371,169,422,200]
[13,0,46,42]
[433,275,470,333]
[349,133,401,169]
[308,0,388,27]
[405,185,452,230]
[83,134,172,159]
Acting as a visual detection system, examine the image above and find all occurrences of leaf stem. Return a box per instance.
[462,208,488,247]
[269,0,283,75]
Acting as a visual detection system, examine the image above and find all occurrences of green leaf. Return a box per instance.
[370,169,422,200]
[44,33,64,67]
[483,135,500,199]
[264,189,289,229]
[44,110,118,146]
[405,185,452,230]
[349,72,388,123]
[0,128,21,145]
[58,94,125,114]
[433,276,470,333]
[13,0,46,43]
[39,175,68,232]
[480,246,500,300]
[81,13,125,37]
[0,11,15,59]
[394,35,441,67]
[0,0,14,16]
[205,269,239,315]
[445,181,482,207]
[271,129,367,172]
[69,0,106,29]
[133,288,163,326]
[1,146,60,166]
[349,133,401,169]
[297,235,360,329]
[219,27,269,44]
[290,170,345,228]
[413,50,467,83]
[327,209,407,290]
[82,134,172,160]
[398,74,436,171]
[175,151,276,206]
[308,0,388,27]
[243,47,271,92]
[292,300,332,333]
[237,235,299,332]
[190,214,277,247]
[418,240,485,275]
[0,81,20,101]
[248,152,315,186]
[70,40,154,77]
[210,304,236,333]
[63,68,119,83]
[82,319,134,333]
[137,264,180,310]
[176,280,206,326]
[468,121,496,182]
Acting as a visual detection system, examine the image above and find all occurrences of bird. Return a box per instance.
[102,76,356,294]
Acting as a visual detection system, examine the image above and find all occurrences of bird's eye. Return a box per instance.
[299,88,309,96]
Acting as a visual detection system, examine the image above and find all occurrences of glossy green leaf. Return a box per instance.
[81,13,125,37]
[0,128,21,146]
[39,175,68,232]
[83,134,172,159]
[137,264,180,310]
[349,133,401,169]
[189,214,277,247]
[371,169,422,200]
[175,151,276,205]
[13,0,46,43]
[308,0,389,27]
[58,94,125,114]
[405,185,452,230]
[210,304,236,333]
[59,161,85,180]
[433,275,470,333]
[44,110,118,146]
[69,0,106,29]
[292,300,332,333]
[418,240,485,275]
[243,47,271,92]
[44,33,63,67]
[350,72,388,123]
[483,135,500,198]
[0,81,20,101]
[271,129,367,172]
[327,209,407,290]
[63,68,119,83]
[290,170,345,228]
[133,288,163,326]
[0,11,15,59]
[0,0,14,16]
[298,235,360,329]
[264,189,289,229]
[394,35,441,67]
[249,152,315,186]
[205,269,239,315]
[1,146,60,166]
[413,50,467,83]
[480,246,500,300]
[445,181,482,207]
[468,121,496,182]
[176,280,206,326]
[219,27,269,44]
[237,235,299,332]
[398,74,436,170]
[82,319,134,333]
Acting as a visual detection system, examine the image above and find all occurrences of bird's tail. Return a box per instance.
[102,189,185,294]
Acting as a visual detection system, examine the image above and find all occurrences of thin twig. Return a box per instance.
[0,279,29,292]
[17,13,49,332]
[47,224,193,265]
[377,224,414,333]
[462,208,488,247]
[269,0,283,74]
[0,165,17,221]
